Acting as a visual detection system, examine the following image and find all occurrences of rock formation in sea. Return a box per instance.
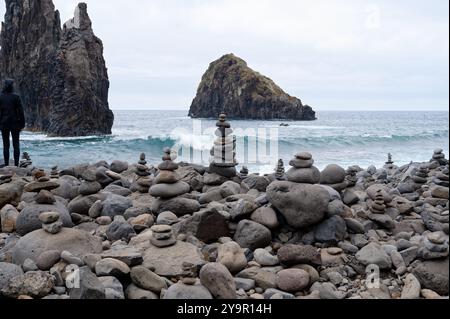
[188,53,316,120]
[0,0,114,137]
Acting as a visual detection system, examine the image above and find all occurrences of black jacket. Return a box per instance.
[0,92,26,131]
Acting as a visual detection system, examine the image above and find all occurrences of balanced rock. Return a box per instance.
[274,159,286,180]
[150,224,176,248]
[208,113,238,178]
[320,164,347,192]
[286,153,321,184]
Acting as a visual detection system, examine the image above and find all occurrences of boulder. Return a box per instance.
[151,197,200,216]
[250,206,279,229]
[0,262,23,291]
[12,228,102,265]
[16,201,73,236]
[233,220,272,250]
[1,271,54,298]
[314,216,347,245]
[412,259,449,295]
[101,194,133,218]
[320,164,346,184]
[356,242,392,269]
[266,181,330,228]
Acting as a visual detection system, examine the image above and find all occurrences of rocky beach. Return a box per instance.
[0,114,448,300]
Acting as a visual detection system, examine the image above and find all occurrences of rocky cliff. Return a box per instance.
[189,54,316,120]
[0,0,114,137]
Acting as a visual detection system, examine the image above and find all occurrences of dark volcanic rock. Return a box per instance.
[188,54,316,120]
[0,1,114,137]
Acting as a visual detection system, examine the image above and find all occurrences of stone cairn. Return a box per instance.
[19,152,33,168]
[384,153,397,173]
[369,190,386,214]
[180,262,201,285]
[78,169,101,196]
[433,165,449,187]
[419,231,449,260]
[149,148,190,199]
[50,166,59,179]
[238,166,249,179]
[345,166,359,187]
[150,224,176,248]
[285,152,320,184]
[275,159,285,180]
[208,113,238,178]
[412,165,428,188]
[431,148,448,165]
[133,153,153,193]
[39,212,63,234]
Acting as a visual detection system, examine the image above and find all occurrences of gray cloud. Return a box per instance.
[1,0,448,111]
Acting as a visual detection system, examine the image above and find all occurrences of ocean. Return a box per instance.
[10,110,450,174]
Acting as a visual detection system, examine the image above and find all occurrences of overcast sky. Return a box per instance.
[1,0,449,111]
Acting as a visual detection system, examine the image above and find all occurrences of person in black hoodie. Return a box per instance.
[0,79,25,167]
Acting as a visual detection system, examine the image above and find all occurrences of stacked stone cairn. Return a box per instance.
[286,152,320,184]
[208,113,238,178]
[19,152,33,168]
[132,153,153,193]
[433,166,449,187]
[39,211,62,234]
[150,224,176,248]
[149,148,190,199]
[274,159,285,180]
[50,166,59,179]
[412,165,428,189]
[418,231,449,260]
[345,166,359,187]
[238,166,249,179]
[78,169,101,196]
[367,189,394,230]
[431,149,448,165]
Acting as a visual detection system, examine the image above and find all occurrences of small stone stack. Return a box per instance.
[180,262,200,285]
[50,166,59,179]
[208,113,238,178]
[238,166,249,179]
[78,169,101,196]
[384,153,394,167]
[275,159,285,180]
[135,153,151,177]
[39,212,63,234]
[132,153,154,193]
[412,165,428,188]
[345,166,359,187]
[419,231,449,260]
[149,148,190,199]
[367,190,394,229]
[369,190,386,214]
[433,166,449,187]
[286,152,321,184]
[19,152,33,168]
[431,149,448,165]
[150,224,176,248]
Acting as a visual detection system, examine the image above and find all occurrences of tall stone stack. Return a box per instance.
[131,153,153,193]
[208,113,238,178]
[367,190,395,230]
[275,159,286,181]
[19,152,33,168]
[412,165,428,189]
[286,152,321,184]
[431,149,448,166]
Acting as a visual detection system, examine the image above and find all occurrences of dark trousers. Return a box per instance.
[1,129,20,167]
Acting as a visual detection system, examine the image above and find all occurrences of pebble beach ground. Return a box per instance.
[0,122,448,300]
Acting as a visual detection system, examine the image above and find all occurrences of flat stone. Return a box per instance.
[95,258,130,277]
[143,241,205,277]
[277,244,322,266]
[100,247,143,267]
[130,266,167,293]
[285,167,321,184]
[149,181,190,199]
[39,211,60,224]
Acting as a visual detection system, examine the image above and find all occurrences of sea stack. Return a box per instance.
[189,54,316,120]
[0,1,114,137]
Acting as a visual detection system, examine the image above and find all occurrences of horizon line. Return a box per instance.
[110,108,450,112]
